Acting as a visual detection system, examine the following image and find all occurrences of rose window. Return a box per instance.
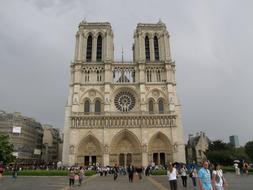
[114,91,135,112]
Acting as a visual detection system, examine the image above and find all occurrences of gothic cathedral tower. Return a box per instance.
[62,20,185,167]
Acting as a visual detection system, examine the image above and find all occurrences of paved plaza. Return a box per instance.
[151,173,253,190]
[0,173,252,190]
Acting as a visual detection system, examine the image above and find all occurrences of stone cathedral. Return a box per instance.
[62,20,186,167]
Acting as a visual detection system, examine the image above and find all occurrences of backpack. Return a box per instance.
[215,174,220,183]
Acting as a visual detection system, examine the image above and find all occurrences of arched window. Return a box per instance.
[158,99,164,113]
[86,35,92,62]
[154,36,159,61]
[145,36,150,61]
[96,35,102,61]
[149,99,154,113]
[95,100,101,113]
[84,100,90,113]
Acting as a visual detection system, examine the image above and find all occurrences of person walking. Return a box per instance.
[190,166,198,189]
[233,162,240,175]
[78,167,85,186]
[136,165,143,180]
[127,163,135,182]
[113,164,119,181]
[12,165,18,179]
[167,163,178,190]
[68,168,75,187]
[198,161,213,190]
[0,164,4,180]
[212,163,227,190]
[145,165,150,176]
[243,162,249,176]
[180,164,188,187]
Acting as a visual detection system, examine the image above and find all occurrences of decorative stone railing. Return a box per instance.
[70,112,177,128]
[112,63,138,83]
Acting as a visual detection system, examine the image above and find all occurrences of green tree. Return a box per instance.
[206,150,232,165]
[0,133,14,164]
[206,140,234,165]
[232,147,249,161]
[245,141,253,161]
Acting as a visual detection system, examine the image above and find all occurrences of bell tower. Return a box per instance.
[133,20,171,63]
[74,20,114,63]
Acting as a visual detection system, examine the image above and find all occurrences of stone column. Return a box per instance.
[164,32,170,61]
[139,36,145,62]
[74,32,80,61]
[124,154,127,167]
[92,36,97,62]
[159,35,164,61]
[83,35,87,62]
[103,153,109,166]
[89,156,92,165]
[77,32,83,61]
[149,36,155,62]
[104,63,112,113]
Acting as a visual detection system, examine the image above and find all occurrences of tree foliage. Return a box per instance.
[245,141,253,161]
[0,133,14,164]
[206,150,232,165]
[206,139,249,165]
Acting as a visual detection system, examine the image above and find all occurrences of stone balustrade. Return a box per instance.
[70,112,177,128]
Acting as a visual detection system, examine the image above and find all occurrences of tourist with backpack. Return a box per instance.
[212,163,227,190]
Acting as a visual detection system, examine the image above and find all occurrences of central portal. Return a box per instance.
[119,153,132,167]
[110,130,141,166]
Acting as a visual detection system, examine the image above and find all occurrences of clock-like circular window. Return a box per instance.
[114,91,136,112]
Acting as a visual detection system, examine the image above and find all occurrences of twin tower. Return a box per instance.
[74,20,171,63]
[62,20,185,167]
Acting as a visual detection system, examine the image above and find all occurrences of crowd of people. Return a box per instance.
[233,160,250,176]
[1,160,252,189]
[167,161,228,190]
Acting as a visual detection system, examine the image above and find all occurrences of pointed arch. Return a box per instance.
[145,36,150,61]
[110,129,142,166]
[86,35,92,62]
[96,35,102,61]
[95,99,101,113]
[148,132,172,165]
[154,35,159,61]
[158,98,164,113]
[84,99,90,113]
[76,133,103,166]
[148,98,155,114]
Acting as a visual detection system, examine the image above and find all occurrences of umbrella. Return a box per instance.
[233,160,240,163]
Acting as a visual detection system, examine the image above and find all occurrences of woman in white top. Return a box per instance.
[212,163,227,190]
[180,165,188,187]
[167,163,177,190]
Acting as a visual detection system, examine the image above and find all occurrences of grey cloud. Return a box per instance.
[0,0,252,145]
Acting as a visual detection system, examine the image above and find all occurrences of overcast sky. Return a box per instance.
[0,0,252,145]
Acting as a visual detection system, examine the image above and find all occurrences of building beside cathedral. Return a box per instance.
[62,20,186,167]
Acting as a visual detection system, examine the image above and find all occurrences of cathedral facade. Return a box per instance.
[62,20,185,167]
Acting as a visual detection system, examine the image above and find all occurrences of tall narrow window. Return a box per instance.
[149,99,154,113]
[157,70,161,82]
[145,36,150,61]
[86,35,92,62]
[95,100,101,113]
[96,35,102,61]
[84,100,90,113]
[97,70,100,82]
[154,36,159,61]
[158,99,164,113]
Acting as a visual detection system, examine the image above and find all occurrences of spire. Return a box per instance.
[121,45,124,63]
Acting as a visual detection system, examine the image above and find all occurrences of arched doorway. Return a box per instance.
[76,135,103,166]
[110,130,141,167]
[148,132,172,166]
